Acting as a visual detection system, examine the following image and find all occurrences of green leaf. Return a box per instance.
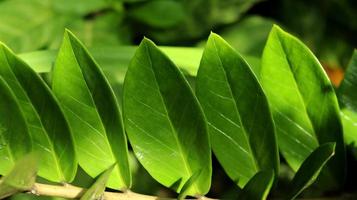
[260,25,345,187]
[0,153,37,199]
[80,164,115,200]
[286,143,336,200]
[196,33,279,187]
[123,38,211,196]
[0,77,31,174]
[128,0,185,28]
[0,43,77,182]
[52,30,131,190]
[339,50,357,111]
[237,170,274,200]
[177,170,202,200]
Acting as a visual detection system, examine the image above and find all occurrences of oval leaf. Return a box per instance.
[0,43,76,182]
[0,77,31,174]
[237,170,274,200]
[52,30,131,190]
[260,25,345,187]
[123,38,211,196]
[287,143,336,200]
[196,33,279,187]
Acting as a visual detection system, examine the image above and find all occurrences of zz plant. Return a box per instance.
[0,25,348,199]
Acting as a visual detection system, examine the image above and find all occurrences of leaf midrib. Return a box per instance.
[2,47,64,181]
[211,38,259,173]
[144,42,199,193]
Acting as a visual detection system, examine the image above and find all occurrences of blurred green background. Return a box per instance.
[1,0,356,199]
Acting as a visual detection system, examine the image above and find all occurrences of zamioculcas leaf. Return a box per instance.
[196,33,279,187]
[123,38,211,196]
[260,25,345,187]
[0,153,37,199]
[52,30,131,190]
[178,170,202,200]
[0,43,76,182]
[237,170,274,200]
[80,164,115,200]
[339,50,357,112]
[287,143,336,200]
[0,77,31,175]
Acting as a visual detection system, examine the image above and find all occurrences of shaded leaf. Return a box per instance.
[0,154,37,199]
[286,143,336,199]
[80,164,115,200]
[177,170,202,200]
[260,25,345,187]
[196,33,279,187]
[237,170,274,200]
[0,43,76,182]
[339,50,357,111]
[52,30,131,190]
[0,77,31,174]
[123,38,211,195]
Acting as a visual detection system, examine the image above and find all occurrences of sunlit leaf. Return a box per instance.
[260,25,345,188]
[52,30,131,190]
[196,33,279,187]
[123,38,211,196]
[0,43,76,182]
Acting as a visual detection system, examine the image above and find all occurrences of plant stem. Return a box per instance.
[30,183,217,200]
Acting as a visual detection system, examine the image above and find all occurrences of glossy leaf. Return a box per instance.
[177,170,202,200]
[287,143,336,200]
[0,154,37,199]
[123,38,211,196]
[196,33,279,187]
[0,77,30,174]
[0,43,76,182]
[339,50,357,111]
[80,164,115,200]
[260,25,345,187]
[237,170,274,200]
[52,30,131,190]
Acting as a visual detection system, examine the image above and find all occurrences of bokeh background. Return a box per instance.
[1,0,356,199]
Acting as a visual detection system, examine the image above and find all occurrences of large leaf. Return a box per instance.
[0,154,37,199]
[0,77,30,174]
[123,38,211,196]
[237,170,274,200]
[0,43,76,182]
[286,143,336,199]
[260,25,345,187]
[52,31,131,190]
[80,164,115,200]
[196,33,278,187]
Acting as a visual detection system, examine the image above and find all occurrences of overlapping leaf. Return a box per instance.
[52,31,131,190]
[260,25,345,187]
[286,143,336,199]
[196,33,278,187]
[0,154,37,199]
[0,77,30,174]
[0,43,76,182]
[123,38,211,196]
[237,171,274,200]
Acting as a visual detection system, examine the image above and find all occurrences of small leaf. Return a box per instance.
[0,43,76,182]
[0,77,31,175]
[52,30,131,190]
[80,164,115,200]
[123,38,211,196]
[178,170,202,200]
[260,25,345,188]
[286,143,336,200]
[196,33,279,187]
[237,170,274,200]
[0,153,38,199]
